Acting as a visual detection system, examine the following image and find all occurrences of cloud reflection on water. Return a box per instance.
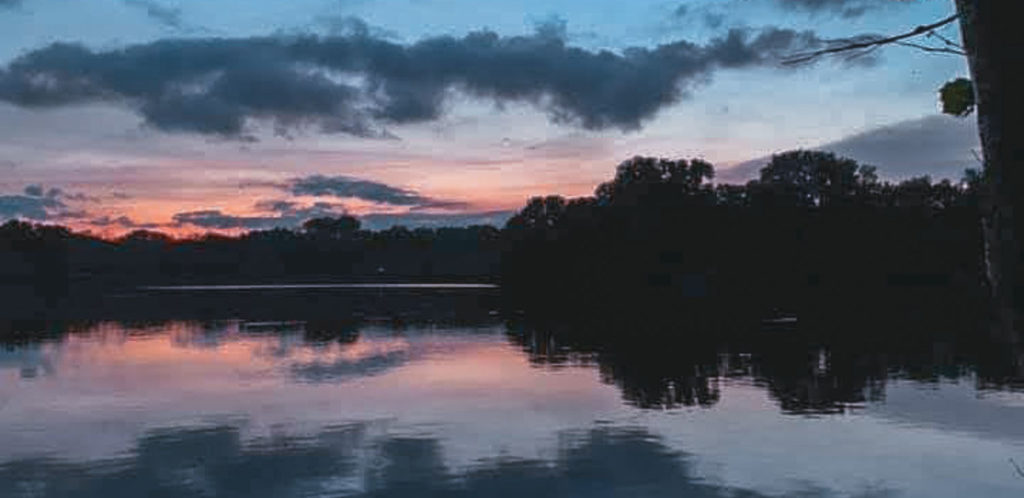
[0,422,885,498]
[1,319,1024,497]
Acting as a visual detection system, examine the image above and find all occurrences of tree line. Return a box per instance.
[501,150,987,328]
[0,216,503,297]
[0,149,988,326]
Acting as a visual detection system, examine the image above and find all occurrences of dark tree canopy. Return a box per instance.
[757,150,878,208]
[595,157,715,206]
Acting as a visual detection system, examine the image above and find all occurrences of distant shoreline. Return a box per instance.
[138,283,500,291]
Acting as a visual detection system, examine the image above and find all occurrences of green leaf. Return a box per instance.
[939,78,975,117]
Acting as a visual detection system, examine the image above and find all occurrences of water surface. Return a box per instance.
[2,311,1023,497]
[139,283,498,291]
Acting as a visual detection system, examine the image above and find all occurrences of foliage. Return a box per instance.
[0,151,987,303]
[757,150,874,208]
[0,218,504,287]
[940,78,975,117]
[502,151,985,316]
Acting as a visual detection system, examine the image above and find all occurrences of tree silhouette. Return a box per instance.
[595,157,714,206]
[502,151,986,328]
[952,1,1024,314]
[756,150,871,208]
[786,5,1024,317]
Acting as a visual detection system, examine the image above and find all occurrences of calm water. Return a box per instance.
[138,284,499,291]
[2,300,1024,496]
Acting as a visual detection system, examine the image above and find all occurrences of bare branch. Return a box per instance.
[1011,458,1024,479]
[783,14,960,65]
[927,30,964,50]
[894,41,966,56]
[843,45,881,64]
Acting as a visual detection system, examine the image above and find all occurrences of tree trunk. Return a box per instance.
[955,0,1024,330]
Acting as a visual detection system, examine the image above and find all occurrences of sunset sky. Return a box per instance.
[0,0,977,236]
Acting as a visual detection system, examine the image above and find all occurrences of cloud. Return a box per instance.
[0,184,100,221]
[702,12,726,29]
[262,200,350,218]
[820,114,979,180]
[171,200,511,231]
[0,0,21,9]
[290,350,408,383]
[0,194,63,220]
[0,23,829,138]
[775,0,884,18]
[172,210,301,230]
[284,175,469,210]
[123,0,184,29]
[23,184,100,203]
[172,201,350,230]
[0,423,880,498]
[22,184,44,197]
[290,175,434,205]
[88,215,161,229]
[719,114,980,183]
[668,3,725,29]
[23,184,100,202]
[716,156,764,184]
[314,15,397,39]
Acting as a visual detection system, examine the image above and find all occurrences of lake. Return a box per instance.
[1,288,1023,497]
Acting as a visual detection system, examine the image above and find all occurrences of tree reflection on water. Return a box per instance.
[507,314,1024,414]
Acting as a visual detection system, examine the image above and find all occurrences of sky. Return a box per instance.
[0,0,977,236]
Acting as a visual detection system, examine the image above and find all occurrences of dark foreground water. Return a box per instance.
[2,289,1024,497]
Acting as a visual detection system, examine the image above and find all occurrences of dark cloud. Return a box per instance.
[262,200,349,218]
[23,184,99,202]
[703,12,725,29]
[0,184,99,221]
[290,350,408,383]
[776,0,884,18]
[0,194,63,220]
[89,215,160,229]
[659,4,726,32]
[171,199,510,231]
[123,0,184,29]
[532,16,569,41]
[172,209,299,230]
[172,201,349,230]
[0,24,829,138]
[314,15,396,39]
[290,175,430,205]
[0,0,21,9]
[23,184,44,197]
[253,199,301,213]
[719,115,980,183]
[288,175,464,209]
[0,423,879,498]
